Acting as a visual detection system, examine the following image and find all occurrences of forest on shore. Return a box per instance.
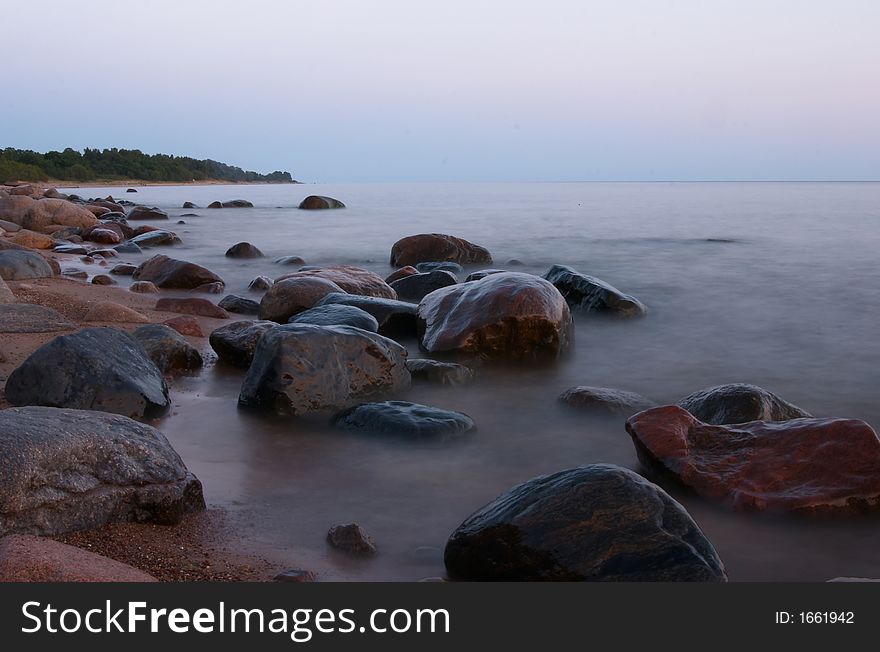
[0,147,295,184]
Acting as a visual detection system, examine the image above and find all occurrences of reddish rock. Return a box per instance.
[130,281,159,294]
[390,233,492,267]
[625,405,880,513]
[277,265,396,299]
[327,523,377,556]
[385,266,419,284]
[417,272,572,360]
[0,535,157,582]
[191,281,225,294]
[156,297,229,319]
[133,254,224,290]
[8,184,37,196]
[163,316,204,337]
[85,204,111,217]
[259,276,346,322]
[87,227,122,245]
[132,224,160,237]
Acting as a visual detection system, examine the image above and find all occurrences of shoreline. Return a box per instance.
[52,179,303,189]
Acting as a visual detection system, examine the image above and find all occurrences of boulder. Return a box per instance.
[209,320,277,367]
[416,261,463,274]
[155,297,229,319]
[5,327,170,419]
[129,230,181,247]
[385,266,419,284]
[114,242,142,254]
[163,316,204,337]
[0,250,54,280]
[0,218,21,232]
[86,227,122,245]
[405,359,474,386]
[626,406,880,513]
[207,201,223,209]
[127,206,168,221]
[276,265,396,299]
[225,241,264,258]
[444,464,727,581]
[259,276,345,323]
[85,205,111,217]
[333,401,474,438]
[0,406,204,536]
[239,324,410,415]
[275,255,306,266]
[220,199,254,208]
[544,265,646,318]
[133,254,224,290]
[53,243,88,255]
[288,304,379,332]
[191,281,225,294]
[126,188,138,193]
[110,263,138,276]
[182,202,198,209]
[10,229,55,249]
[676,383,811,425]
[91,274,116,286]
[249,275,274,291]
[218,294,260,314]
[390,233,492,267]
[417,272,572,360]
[327,523,376,556]
[83,301,149,323]
[299,195,345,210]
[132,324,203,373]
[390,270,458,302]
[315,292,418,337]
[19,198,99,231]
[130,281,159,294]
[559,386,656,416]
[8,184,37,196]
[0,304,75,333]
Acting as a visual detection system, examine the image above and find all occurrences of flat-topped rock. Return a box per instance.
[390,233,492,267]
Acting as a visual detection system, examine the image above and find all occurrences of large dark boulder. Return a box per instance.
[239,324,410,415]
[276,265,396,299]
[221,199,254,208]
[298,195,345,210]
[405,359,474,386]
[390,270,458,303]
[218,294,260,315]
[333,401,474,438]
[315,292,418,337]
[543,265,646,317]
[677,383,811,425]
[225,242,264,258]
[127,206,168,221]
[132,324,203,374]
[559,386,656,416]
[209,320,277,367]
[444,464,727,581]
[5,327,171,419]
[417,272,572,360]
[133,254,224,290]
[390,233,492,267]
[259,276,345,322]
[0,250,54,280]
[288,304,379,332]
[0,406,204,536]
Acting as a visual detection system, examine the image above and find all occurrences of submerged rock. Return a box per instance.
[220,199,254,208]
[543,264,646,317]
[315,292,418,337]
[677,383,811,425]
[405,359,474,386]
[132,324,203,373]
[390,233,492,267]
[225,242,264,258]
[390,270,458,303]
[133,254,224,290]
[327,523,376,556]
[275,255,306,266]
[444,464,726,581]
[276,265,396,299]
[559,386,656,416]
[0,250,54,280]
[248,275,274,291]
[299,195,345,210]
[288,304,379,332]
[0,406,204,536]
[259,276,345,323]
[333,401,474,438]
[209,320,277,367]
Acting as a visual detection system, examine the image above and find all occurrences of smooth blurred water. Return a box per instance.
[65,181,880,580]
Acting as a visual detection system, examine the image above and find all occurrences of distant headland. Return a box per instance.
[0,147,298,185]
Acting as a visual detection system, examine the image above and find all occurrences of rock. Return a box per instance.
[5,328,170,419]
[0,218,22,232]
[127,206,169,221]
[133,254,224,290]
[114,242,142,254]
[416,261,463,274]
[131,225,159,237]
[207,201,223,209]
[0,276,13,303]
[277,265,396,299]
[315,292,418,337]
[89,248,118,259]
[333,401,474,438]
[10,229,55,249]
[0,304,76,333]
[209,320,277,367]
[417,272,572,360]
[275,255,306,266]
[91,274,116,285]
[390,270,458,302]
[405,359,474,386]
[221,199,254,208]
[43,188,66,199]
[126,188,138,192]
[559,386,657,416]
[11,197,99,232]
[288,304,379,332]
[676,383,811,425]
[544,264,646,318]
[7,184,36,196]
[248,275,274,291]
[390,233,492,267]
[129,230,181,247]
[273,569,317,583]
[53,243,88,255]
[327,523,376,556]
[85,205,111,217]
[218,294,260,314]
[299,195,345,210]
[182,201,198,209]
[0,535,157,582]
[191,281,225,294]
[163,316,204,337]
[0,406,204,536]
[258,276,345,323]
[445,464,727,581]
[465,268,507,282]
[130,281,159,294]
[385,266,419,284]
[133,324,203,373]
[110,263,138,276]
[0,250,54,280]
[155,297,230,319]
[226,242,264,258]
[83,301,150,323]
[92,199,125,213]
[62,269,88,280]
[625,405,880,513]
[85,227,122,245]
[239,324,410,415]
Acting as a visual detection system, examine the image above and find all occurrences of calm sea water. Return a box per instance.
[64,182,880,580]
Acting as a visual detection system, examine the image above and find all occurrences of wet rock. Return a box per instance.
[405,359,474,386]
[220,199,254,208]
[315,292,418,337]
[110,263,138,276]
[258,276,345,323]
[0,406,204,536]
[416,261,463,274]
[85,227,122,245]
[89,248,118,259]
[239,324,410,415]
[390,233,492,267]
[131,225,159,237]
[417,272,572,360]
[163,316,204,337]
[277,265,396,299]
[390,270,458,302]
[385,266,419,284]
[191,281,225,294]
[333,401,474,438]
[127,206,168,221]
[83,301,150,323]
[133,324,203,373]
[225,242,264,258]
[5,327,170,419]
[676,383,811,425]
[53,243,88,255]
[559,386,656,416]
[218,294,260,314]
[128,282,158,295]
[275,255,306,266]
[0,250,54,280]
[444,464,727,581]
[126,188,138,192]
[327,523,376,556]
[62,269,88,280]
[114,241,142,254]
[10,229,55,249]
[465,268,507,282]
[544,264,646,318]
[0,304,75,333]
[182,201,198,209]
[91,274,116,285]
[299,195,345,210]
[207,201,223,209]
[209,320,277,367]
[273,569,316,583]
[129,230,182,247]
[133,254,224,290]
[248,275,274,291]
[288,304,379,332]
[626,405,880,513]
[155,297,230,319]
[5,196,99,232]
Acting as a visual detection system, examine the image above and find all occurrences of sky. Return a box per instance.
[2,0,879,182]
